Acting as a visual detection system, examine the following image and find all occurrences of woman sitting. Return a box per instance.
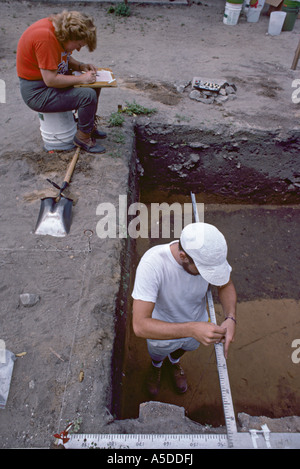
[16,10,106,153]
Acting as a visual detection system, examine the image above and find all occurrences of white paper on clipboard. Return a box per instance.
[74,69,115,83]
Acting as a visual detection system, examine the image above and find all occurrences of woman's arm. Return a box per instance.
[40,68,96,88]
[69,57,98,73]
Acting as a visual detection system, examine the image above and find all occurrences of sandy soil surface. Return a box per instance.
[0,0,300,449]
[1,0,300,149]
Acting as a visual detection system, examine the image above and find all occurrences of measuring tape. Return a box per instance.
[191,192,237,447]
[63,430,300,449]
[65,432,229,449]
[206,288,237,447]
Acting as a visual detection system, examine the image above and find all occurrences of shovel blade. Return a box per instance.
[35,197,73,237]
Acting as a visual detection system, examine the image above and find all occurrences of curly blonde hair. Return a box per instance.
[50,10,97,52]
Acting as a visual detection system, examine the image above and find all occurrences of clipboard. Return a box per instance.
[74,68,117,88]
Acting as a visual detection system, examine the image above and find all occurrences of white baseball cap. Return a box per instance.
[180,222,232,286]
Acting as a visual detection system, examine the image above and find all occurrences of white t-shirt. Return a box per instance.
[132,241,209,323]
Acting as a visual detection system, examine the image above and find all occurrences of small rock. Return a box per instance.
[176,80,191,93]
[29,380,35,389]
[20,293,40,307]
[198,98,208,104]
[139,401,185,424]
[183,153,200,169]
[204,97,215,104]
[227,93,237,101]
[189,142,210,149]
[190,153,200,163]
[168,163,184,171]
[202,90,213,97]
[189,90,201,101]
[216,95,229,103]
[225,85,236,94]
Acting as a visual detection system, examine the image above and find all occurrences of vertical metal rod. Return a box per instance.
[191,192,200,222]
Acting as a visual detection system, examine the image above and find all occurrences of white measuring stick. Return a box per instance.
[190,192,237,447]
[64,431,300,449]
[206,287,238,446]
[65,433,229,449]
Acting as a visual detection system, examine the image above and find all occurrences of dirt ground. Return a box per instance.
[0,0,300,449]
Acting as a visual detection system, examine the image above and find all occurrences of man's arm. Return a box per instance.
[217,278,237,358]
[132,299,227,347]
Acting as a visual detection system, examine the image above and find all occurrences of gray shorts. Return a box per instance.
[147,337,200,362]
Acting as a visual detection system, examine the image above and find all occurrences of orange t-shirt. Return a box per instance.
[16,18,70,80]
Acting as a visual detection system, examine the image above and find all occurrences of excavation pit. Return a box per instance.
[111,123,300,429]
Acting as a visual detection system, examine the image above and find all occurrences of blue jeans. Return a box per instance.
[19,78,100,133]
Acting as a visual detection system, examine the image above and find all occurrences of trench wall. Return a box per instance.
[135,123,300,204]
[110,121,300,422]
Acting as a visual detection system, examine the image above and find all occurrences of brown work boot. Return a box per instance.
[92,115,107,139]
[169,362,188,394]
[146,363,162,396]
[74,129,105,154]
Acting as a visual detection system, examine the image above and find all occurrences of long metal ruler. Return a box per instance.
[64,431,300,449]
[206,288,238,446]
[190,192,237,447]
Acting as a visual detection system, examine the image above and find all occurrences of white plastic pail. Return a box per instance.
[268,11,287,35]
[223,2,243,25]
[247,5,263,22]
[38,111,77,151]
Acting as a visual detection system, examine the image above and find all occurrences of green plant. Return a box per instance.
[111,129,126,144]
[108,112,125,127]
[123,100,157,116]
[175,113,191,123]
[107,5,115,14]
[108,2,131,17]
[107,150,122,159]
[116,2,131,16]
[69,416,83,433]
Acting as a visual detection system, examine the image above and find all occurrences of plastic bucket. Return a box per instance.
[247,4,263,21]
[268,11,287,35]
[223,2,243,25]
[282,5,299,31]
[38,111,77,151]
[283,0,299,6]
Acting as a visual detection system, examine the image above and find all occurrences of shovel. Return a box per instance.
[35,147,80,237]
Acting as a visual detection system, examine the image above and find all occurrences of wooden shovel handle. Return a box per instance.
[64,147,80,184]
[291,39,300,70]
